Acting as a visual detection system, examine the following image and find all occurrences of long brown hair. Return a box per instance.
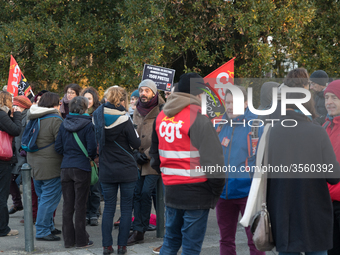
[0,91,13,109]
[80,87,100,110]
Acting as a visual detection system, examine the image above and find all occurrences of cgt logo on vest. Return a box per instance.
[159,116,184,143]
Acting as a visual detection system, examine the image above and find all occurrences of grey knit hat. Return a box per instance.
[138,79,157,95]
[310,70,329,86]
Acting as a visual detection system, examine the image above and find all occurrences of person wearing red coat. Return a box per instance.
[324,80,340,255]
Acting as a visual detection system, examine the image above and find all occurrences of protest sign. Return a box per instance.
[142,64,175,91]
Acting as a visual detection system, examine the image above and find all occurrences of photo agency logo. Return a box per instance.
[192,78,313,128]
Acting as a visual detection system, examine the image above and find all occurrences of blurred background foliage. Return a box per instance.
[0,0,339,98]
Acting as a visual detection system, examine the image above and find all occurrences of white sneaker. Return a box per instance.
[153,245,162,254]
[7,229,19,236]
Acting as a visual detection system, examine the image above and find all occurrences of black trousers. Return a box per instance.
[0,164,12,236]
[329,201,340,255]
[61,168,91,247]
[10,174,23,208]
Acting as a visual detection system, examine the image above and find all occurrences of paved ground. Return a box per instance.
[1,193,276,255]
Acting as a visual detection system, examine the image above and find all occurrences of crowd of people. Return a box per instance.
[0,68,340,255]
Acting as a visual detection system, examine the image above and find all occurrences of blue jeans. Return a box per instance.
[160,206,209,255]
[101,181,135,247]
[34,177,62,238]
[279,252,327,255]
[132,173,159,232]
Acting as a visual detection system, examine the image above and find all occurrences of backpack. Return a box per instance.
[21,113,63,152]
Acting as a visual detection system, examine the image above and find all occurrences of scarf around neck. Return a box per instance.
[59,94,70,114]
[136,92,158,117]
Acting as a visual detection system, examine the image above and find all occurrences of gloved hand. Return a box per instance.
[19,149,27,157]
[134,151,149,165]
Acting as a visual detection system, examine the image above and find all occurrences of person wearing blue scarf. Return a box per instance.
[93,86,140,255]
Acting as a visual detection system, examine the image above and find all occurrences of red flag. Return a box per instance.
[203,58,235,120]
[204,57,235,102]
[7,55,25,97]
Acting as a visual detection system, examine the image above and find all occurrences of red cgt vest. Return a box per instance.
[155,105,207,185]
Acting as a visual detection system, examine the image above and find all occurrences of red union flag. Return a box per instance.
[203,57,235,120]
[7,55,25,96]
[204,57,235,101]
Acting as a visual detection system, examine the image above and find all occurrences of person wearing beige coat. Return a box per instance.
[127,80,165,245]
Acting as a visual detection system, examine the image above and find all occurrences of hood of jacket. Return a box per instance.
[0,105,10,114]
[63,114,92,132]
[258,82,280,110]
[163,92,201,117]
[27,104,60,120]
[103,102,130,142]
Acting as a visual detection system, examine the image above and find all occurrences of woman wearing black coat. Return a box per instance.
[266,93,340,255]
[93,86,140,255]
[55,96,97,248]
[0,91,22,237]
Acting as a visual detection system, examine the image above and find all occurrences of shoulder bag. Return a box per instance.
[250,125,275,251]
[73,132,99,185]
[0,131,13,161]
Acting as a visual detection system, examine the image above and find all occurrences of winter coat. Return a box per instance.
[314,90,327,125]
[94,102,140,183]
[266,110,340,252]
[0,107,21,165]
[150,92,225,210]
[325,115,340,201]
[11,109,29,174]
[133,95,165,176]
[55,114,97,172]
[26,105,63,180]
[217,108,264,200]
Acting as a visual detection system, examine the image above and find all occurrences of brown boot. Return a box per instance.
[127,230,144,246]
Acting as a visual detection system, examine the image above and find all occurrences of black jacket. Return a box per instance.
[96,103,141,183]
[55,114,97,171]
[267,110,340,252]
[314,90,327,125]
[0,108,21,165]
[11,109,28,174]
[150,92,225,210]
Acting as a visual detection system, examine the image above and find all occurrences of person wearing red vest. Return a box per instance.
[150,73,225,255]
[324,80,340,255]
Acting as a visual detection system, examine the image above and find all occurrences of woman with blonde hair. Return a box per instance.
[0,91,22,237]
[93,86,140,255]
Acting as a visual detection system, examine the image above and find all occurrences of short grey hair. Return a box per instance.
[69,96,89,115]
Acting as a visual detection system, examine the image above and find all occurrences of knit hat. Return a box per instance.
[258,82,280,110]
[13,95,32,109]
[178,73,206,96]
[138,79,157,95]
[310,70,329,86]
[324,80,340,99]
[130,89,139,98]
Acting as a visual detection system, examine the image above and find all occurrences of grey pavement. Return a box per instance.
[2,193,276,255]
